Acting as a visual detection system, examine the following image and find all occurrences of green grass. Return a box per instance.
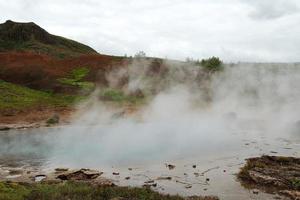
[58,67,95,91]
[100,88,145,104]
[0,181,213,200]
[0,182,30,200]
[0,79,80,111]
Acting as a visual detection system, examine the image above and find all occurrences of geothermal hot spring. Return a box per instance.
[1,63,300,200]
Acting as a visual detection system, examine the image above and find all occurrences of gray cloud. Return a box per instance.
[0,0,300,62]
[243,0,299,20]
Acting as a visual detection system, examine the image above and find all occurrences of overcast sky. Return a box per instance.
[1,0,300,62]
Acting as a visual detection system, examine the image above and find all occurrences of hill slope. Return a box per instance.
[0,20,97,57]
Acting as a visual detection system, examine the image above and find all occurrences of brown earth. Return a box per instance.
[0,51,129,93]
[0,107,74,130]
[0,107,72,124]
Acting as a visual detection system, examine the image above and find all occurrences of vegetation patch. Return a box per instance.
[58,67,95,91]
[197,57,223,72]
[0,181,218,200]
[99,88,145,104]
[0,79,80,111]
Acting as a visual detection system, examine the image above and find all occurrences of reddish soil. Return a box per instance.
[0,107,74,125]
[0,51,129,92]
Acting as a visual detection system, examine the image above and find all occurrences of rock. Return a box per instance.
[125,176,130,180]
[144,180,155,184]
[143,181,157,187]
[192,165,197,168]
[252,189,259,194]
[151,183,157,187]
[128,168,132,171]
[165,164,176,170]
[34,174,47,182]
[206,178,210,182]
[279,190,300,199]
[143,180,158,187]
[46,114,60,125]
[0,126,10,131]
[112,172,120,175]
[55,168,69,172]
[156,176,172,180]
[56,168,102,180]
[185,185,192,189]
[194,172,200,177]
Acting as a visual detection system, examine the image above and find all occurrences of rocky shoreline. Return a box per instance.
[0,167,219,200]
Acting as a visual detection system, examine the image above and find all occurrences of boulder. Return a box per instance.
[56,168,102,181]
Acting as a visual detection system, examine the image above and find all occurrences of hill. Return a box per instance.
[0,20,98,57]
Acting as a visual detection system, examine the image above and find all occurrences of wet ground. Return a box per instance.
[0,122,299,200]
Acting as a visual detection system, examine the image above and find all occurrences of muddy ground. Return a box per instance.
[238,155,300,199]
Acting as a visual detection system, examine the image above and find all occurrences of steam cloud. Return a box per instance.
[1,61,300,169]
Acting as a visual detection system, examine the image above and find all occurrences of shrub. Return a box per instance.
[200,57,223,71]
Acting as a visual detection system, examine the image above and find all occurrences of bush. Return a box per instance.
[200,57,223,71]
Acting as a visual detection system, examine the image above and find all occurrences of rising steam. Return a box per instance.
[1,60,300,169]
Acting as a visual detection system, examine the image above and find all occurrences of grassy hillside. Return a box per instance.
[0,20,97,58]
[0,79,79,111]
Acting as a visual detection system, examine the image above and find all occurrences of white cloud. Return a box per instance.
[0,0,300,62]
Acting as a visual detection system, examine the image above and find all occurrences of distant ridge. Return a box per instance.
[0,20,98,57]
